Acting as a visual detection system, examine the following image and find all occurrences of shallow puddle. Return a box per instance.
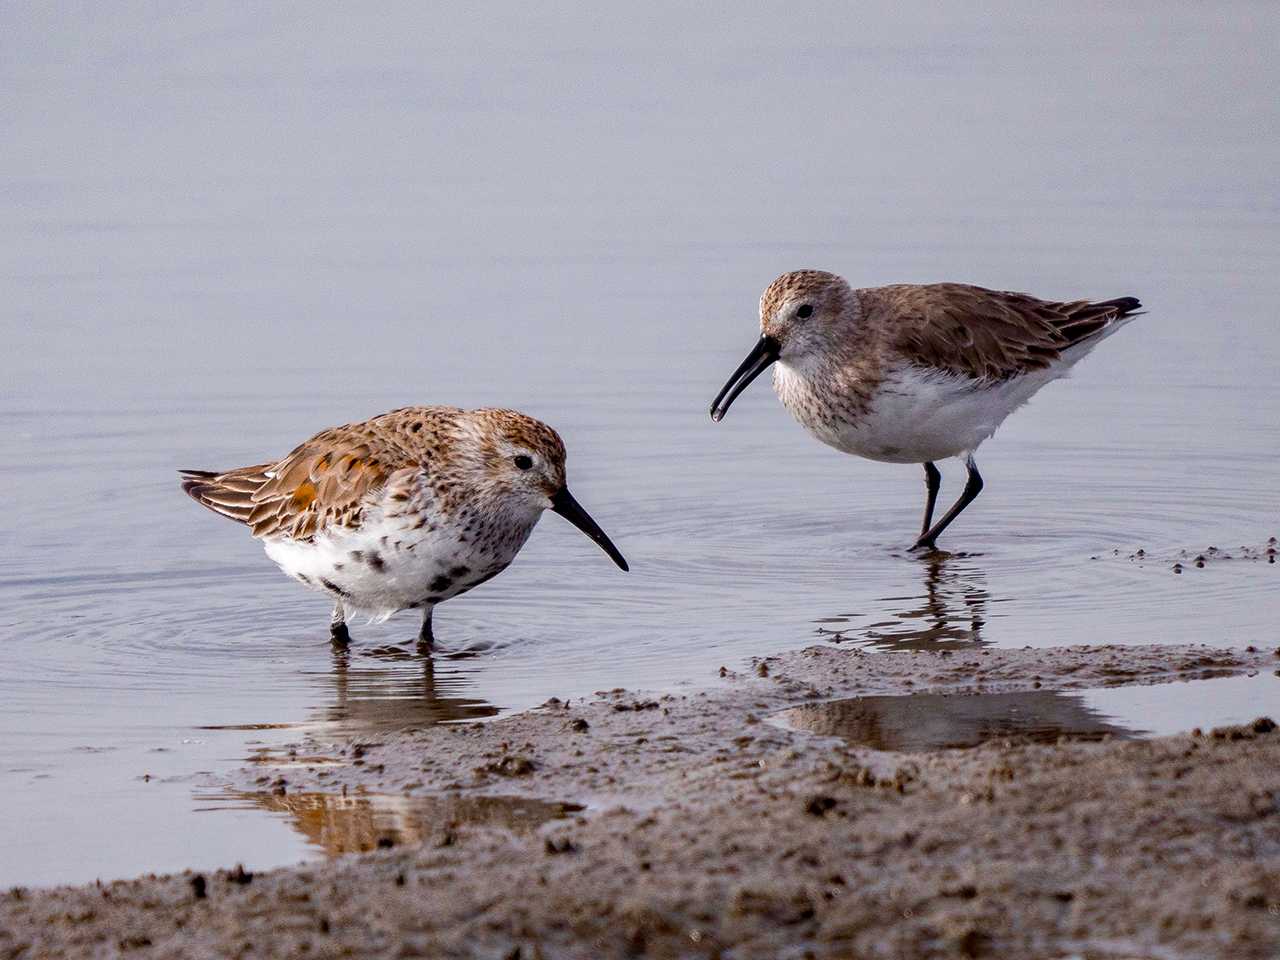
[210,791,584,856]
[774,671,1280,752]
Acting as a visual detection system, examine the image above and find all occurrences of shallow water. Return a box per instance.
[3,2,1279,887]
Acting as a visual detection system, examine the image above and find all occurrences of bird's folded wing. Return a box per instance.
[182,423,425,542]
[867,283,1133,382]
[247,427,424,541]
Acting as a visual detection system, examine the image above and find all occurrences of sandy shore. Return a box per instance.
[3,643,1278,959]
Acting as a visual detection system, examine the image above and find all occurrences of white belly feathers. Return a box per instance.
[262,503,536,621]
[775,361,1068,464]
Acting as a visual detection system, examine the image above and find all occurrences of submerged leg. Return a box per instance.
[920,461,942,537]
[914,457,984,551]
[330,602,351,647]
[417,606,434,653]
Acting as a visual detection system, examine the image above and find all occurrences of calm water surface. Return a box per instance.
[776,673,1280,752]
[2,2,1278,886]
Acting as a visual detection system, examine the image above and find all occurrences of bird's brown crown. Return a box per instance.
[759,270,848,323]
[471,408,566,467]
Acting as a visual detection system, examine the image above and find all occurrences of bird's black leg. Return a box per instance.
[417,607,434,654]
[920,461,942,538]
[914,457,983,551]
[330,602,351,647]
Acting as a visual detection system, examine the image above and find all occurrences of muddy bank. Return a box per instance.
[2,643,1278,959]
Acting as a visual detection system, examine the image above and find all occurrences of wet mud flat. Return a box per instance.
[3,643,1279,960]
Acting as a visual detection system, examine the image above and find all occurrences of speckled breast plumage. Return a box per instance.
[262,475,540,621]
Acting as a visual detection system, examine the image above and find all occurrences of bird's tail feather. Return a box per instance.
[179,465,273,525]
[1053,296,1143,348]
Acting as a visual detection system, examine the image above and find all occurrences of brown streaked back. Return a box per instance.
[179,406,466,542]
[858,283,1142,381]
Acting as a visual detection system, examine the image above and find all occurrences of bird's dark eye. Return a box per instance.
[796,304,814,319]
[513,455,533,470]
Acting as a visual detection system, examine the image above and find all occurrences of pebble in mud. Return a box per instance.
[476,755,537,777]
[804,795,838,816]
[1210,716,1276,740]
[544,837,577,855]
[612,700,659,712]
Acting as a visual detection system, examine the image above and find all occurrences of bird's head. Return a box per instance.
[710,270,855,421]
[469,409,628,571]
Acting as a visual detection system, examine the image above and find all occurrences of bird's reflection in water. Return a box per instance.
[205,638,591,859]
[778,688,1137,753]
[312,640,499,736]
[816,550,1000,650]
[227,791,582,856]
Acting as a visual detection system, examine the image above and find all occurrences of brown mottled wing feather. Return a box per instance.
[181,420,424,541]
[244,434,396,540]
[864,284,1141,381]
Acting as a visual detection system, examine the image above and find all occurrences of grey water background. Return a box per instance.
[2,2,1278,886]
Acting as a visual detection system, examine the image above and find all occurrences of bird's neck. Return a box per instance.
[774,338,882,428]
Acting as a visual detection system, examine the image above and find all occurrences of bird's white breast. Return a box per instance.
[262,498,539,621]
[775,360,1067,464]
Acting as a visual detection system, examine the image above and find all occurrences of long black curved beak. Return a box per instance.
[709,335,780,422]
[550,487,629,571]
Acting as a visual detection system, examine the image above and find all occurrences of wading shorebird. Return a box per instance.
[180,406,627,647]
[710,271,1141,549]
